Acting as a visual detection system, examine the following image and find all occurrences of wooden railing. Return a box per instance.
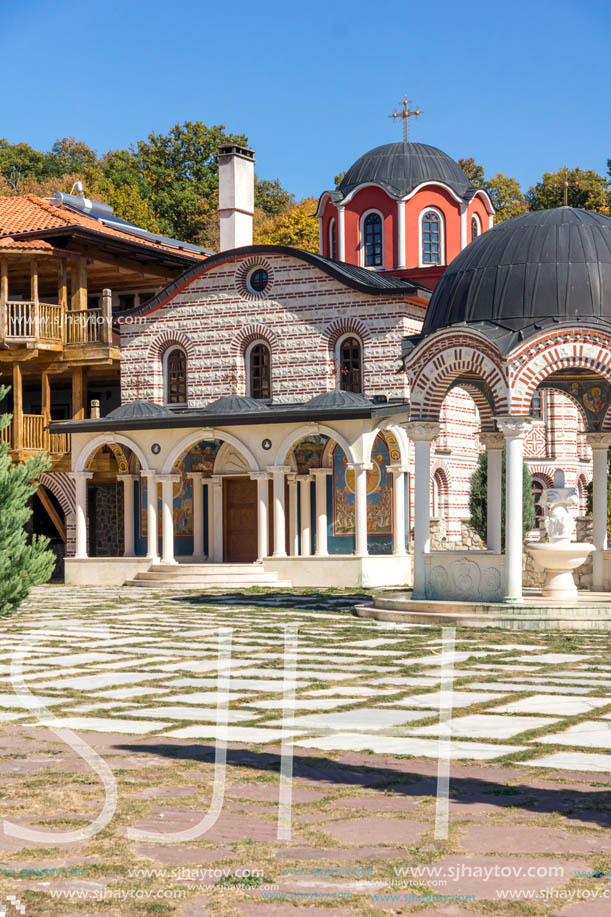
[0,416,70,454]
[65,307,102,344]
[1,293,111,347]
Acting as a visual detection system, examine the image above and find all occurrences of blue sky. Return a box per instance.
[3,0,611,199]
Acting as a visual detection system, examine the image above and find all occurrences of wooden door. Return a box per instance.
[223,476,258,563]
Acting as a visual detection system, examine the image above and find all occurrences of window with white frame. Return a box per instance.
[164,347,187,405]
[337,335,362,393]
[246,340,271,400]
[362,211,383,267]
[421,209,444,265]
[471,214,481,241]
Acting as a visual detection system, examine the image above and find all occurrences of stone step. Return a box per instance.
[126,579,293,588]
[355,604,611,631]
[152,563,266,574]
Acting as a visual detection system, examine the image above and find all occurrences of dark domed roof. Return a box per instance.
[107,400,172,420]
[204,395,270,414]
[338,142,474,200]
[305,390,370,409]
[421,207,611,346]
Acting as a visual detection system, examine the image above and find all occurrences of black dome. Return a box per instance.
[204,395,270,414]
[338,142,474,200]
[422,207,611,344]
[305,390,370,409]
[107,400,172,420]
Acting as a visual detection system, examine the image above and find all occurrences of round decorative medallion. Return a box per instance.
[262,438,272,451]
[151,443,161,455]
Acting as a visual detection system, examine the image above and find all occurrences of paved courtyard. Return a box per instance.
[0,585,610,915]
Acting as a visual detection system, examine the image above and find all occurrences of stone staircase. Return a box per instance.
[354,591,611,631]
[127,562,292,588]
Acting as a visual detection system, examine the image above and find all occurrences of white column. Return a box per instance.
[209,476,223,562]
[72,471,92,559]
[269,465,290,557]
[404,423,440,598]
[396,199,406,269]
[142,472,159,562]
[251,472,270,561]
[496,416,533,603]
[387,465,408,556]
[297,474,312,556]
[188,472,205,560]
[119,474,138,557]
[159,474,180,565]
[479,432,504,554]
[459,202,468,250]
[348,463,371,557]
[337,206,345,261]
[312,468,331,556]
[586,434,611,590]
[287,473,299,556]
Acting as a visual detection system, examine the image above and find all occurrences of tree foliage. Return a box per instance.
[469,449,535,548]
[527,168,610,213]
[0,122,294,248]
[458,158,528,223]
[0,386,55,615]
[253,197,319,252]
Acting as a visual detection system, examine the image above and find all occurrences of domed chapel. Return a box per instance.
[51,125,611,602]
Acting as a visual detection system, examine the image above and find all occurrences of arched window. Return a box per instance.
[532,478,545,529]
[329,219,337,260]
[165,347,187,405]
[421,210,443,265]
[248,342,271,400]
[471,215,480,241]
[362,212,383,267]
[338,336,362,393]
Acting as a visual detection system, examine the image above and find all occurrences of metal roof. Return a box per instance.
[418,207,611,351]
[50,398,410,435]
[106,400,173,420]
[336,142,475,201]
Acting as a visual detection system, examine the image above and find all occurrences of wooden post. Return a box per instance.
[70,257,88,311]
[12,362,23,451]
[58,259,68,343]
[0,258,7,342]
[42,371,51,451]
[101,288,112,344]
[30,260,39,339]
[71,366,88,421]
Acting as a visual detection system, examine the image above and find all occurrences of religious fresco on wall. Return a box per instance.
[292,435,327,473]
[333,434,392,536]
[140,440,222,538]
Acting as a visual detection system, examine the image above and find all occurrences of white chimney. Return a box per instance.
[218,143,255,251]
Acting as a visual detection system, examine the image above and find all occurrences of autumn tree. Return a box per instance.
[254,198,319,252]
[527,168,610,213]
[458,158,528,224]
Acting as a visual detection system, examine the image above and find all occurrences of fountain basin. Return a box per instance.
[527,542,595,600]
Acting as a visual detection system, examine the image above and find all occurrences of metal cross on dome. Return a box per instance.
[389,95,423,142]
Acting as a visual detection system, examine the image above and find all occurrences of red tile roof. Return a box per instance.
[0,236,55,252]
[0,195,206,259]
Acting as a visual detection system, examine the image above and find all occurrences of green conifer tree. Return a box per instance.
[468,449,535,548]
[0,385,55,615]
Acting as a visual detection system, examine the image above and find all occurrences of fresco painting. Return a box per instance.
[333,434,392,536]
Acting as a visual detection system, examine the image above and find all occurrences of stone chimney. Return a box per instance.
[218,143,255,251]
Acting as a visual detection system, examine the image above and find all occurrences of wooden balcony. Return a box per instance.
[1,413,71,455]
[1,300,111,349]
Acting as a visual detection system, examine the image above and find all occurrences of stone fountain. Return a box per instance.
[527,471,595,600]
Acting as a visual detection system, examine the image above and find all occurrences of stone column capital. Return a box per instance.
[267,465,291,474]
[71,471,93,480]
[403,421,440,442]
[296,473,312,482]
[157,474,181,485]
[494,415,535,440]
[386,464,409,475]
[187,471,205,482]
[250,471,271,481]
[585,433,611,449]
[209,475,223,488]
[346,462,372,472]
[479,432,506,450]
[310,467,332,478]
